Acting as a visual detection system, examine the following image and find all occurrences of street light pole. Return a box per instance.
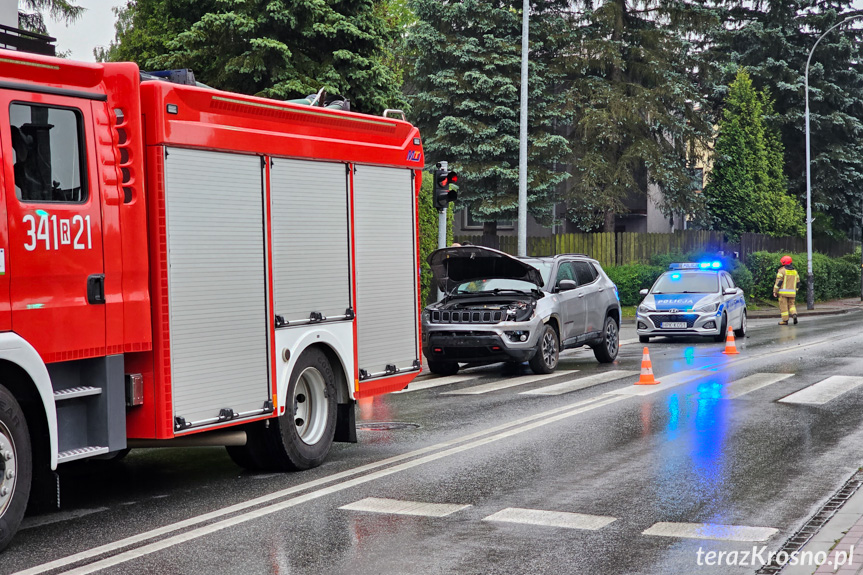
[805,15,859,310]
[517,0,529,257]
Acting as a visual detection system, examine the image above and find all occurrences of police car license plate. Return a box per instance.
[661,322,687,329]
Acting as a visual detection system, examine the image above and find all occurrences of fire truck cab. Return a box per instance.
[0,51,423,551]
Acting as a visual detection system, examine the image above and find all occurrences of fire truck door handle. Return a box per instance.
[87,274,106,305]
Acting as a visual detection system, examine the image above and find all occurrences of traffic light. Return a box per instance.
[433,164,458,210]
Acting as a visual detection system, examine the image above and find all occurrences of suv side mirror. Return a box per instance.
[557,279,577,292]
[639,289,649,296]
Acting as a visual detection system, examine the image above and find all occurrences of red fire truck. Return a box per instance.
[0,50,424,550]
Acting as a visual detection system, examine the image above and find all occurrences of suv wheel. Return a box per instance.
[427,360,459,376]
[529,324,559,374]
[593,316,619,363]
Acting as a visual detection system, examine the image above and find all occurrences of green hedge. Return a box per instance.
[606,251,752,306]
[418,175,453,306]
[604,264,665,306]
[746,251,860,302]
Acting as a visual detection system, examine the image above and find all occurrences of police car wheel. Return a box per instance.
[0,384,31,553]
[735,310,747,338]
[713,313,728,343]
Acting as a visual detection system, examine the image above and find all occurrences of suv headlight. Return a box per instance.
[694,302,720,313]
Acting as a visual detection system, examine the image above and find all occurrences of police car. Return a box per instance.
[636,262,747,343]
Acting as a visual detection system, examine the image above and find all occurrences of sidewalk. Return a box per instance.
[781,482,863,575]
[747,298,863,319]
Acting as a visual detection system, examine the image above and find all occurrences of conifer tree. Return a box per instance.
[712,0,863,235]
[103,0,405,114]
[563,0,718,232]
[407,0,571,237]
[704,69,804,240]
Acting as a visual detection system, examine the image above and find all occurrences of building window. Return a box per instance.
[690,167,704,193]
[463,208,514,230]
[10,103,87,203]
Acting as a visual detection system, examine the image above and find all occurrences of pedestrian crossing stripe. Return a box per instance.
[339,497,470,517]
[779,375,863,405]
[441,371,578,395]
[394,374,478,394]
[521,370,639,396]
[643,522,778,542]
[722,373,794,399]
[483,508,616,530]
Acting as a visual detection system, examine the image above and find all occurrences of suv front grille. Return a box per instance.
[431,310,504,324]
[649,314,698,328]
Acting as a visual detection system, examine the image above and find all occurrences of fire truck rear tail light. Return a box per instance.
[125,374,144,407]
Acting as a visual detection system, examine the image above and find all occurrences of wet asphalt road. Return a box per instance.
[3,311,863,575]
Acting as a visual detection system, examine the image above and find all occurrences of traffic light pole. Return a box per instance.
[436,208,447,302]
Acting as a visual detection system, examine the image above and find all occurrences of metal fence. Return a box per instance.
[453,231,859,267]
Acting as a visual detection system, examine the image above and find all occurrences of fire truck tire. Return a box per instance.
[0,385,31,553]
[263,348,337,471]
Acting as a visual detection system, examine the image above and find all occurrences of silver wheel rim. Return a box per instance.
[293,367,328,446]
[605,320,618,356]
[542,329,558,368]
[0,420,17,517]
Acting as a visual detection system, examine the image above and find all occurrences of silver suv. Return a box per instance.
[422,246,622,375]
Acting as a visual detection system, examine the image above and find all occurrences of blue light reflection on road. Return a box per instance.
[653,370,731,516]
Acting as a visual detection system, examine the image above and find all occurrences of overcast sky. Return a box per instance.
[40,0,863,63]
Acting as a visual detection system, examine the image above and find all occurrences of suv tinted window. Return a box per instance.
[573,261,597,285]
[555,262,576,285]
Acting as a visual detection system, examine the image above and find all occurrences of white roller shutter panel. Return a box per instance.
[353,165,419,377]
[164,148,270,426]
[270,159,350,323]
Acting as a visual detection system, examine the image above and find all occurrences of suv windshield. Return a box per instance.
[456,278,539,293]
[652,272,719,294]
[454,260,552,293]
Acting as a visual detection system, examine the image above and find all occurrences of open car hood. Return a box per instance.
[428,246,545,294]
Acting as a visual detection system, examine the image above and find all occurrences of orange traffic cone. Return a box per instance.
[722,326,740,355]
[635,347,660,385]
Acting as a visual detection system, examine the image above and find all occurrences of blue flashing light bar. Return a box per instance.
[669,261,723,270]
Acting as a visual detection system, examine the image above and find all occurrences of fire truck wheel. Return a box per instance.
[0,385,32,552]
[265,348,337,471]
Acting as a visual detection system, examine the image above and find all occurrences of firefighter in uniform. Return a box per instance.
[773,255,799,325]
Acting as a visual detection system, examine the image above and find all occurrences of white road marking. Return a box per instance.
[442,371,577,395]
[13,394,616,575]
[605,369,707,396]
[723,373,794,399]
[779,376,863,405]
[394,374,478,393]
[340,497,470,517]
[642,521,778,542]
[521,371,638,396]
[20,508,110,530]
[483,507,616,531]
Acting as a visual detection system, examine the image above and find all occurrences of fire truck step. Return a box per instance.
[53,386,103,401]
[57,446,109,464]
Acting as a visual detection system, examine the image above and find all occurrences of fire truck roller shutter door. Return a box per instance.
[353,166,419,378]
[164,148,270,427]
[269,159,350,323]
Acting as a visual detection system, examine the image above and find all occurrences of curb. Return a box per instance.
[747,308,857,319]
